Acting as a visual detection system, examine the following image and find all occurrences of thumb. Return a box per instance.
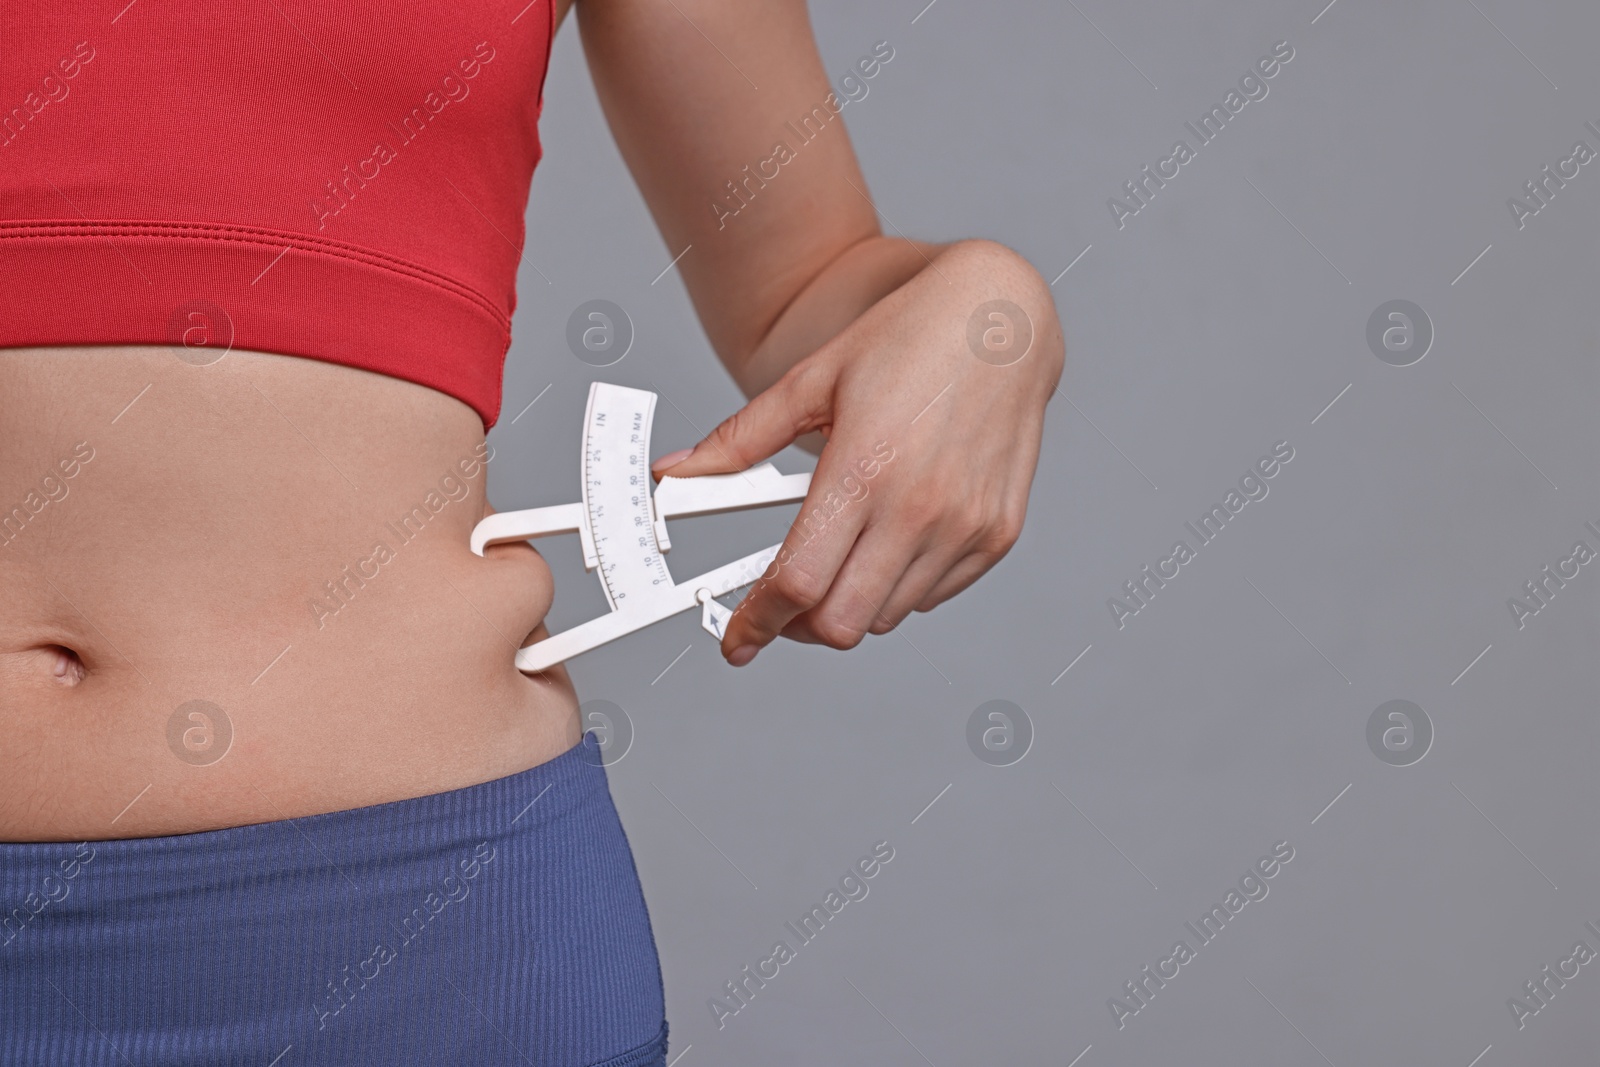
[653,362,833,480]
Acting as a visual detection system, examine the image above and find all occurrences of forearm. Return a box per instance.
[730,235,946,398]
[729,236,1060,401]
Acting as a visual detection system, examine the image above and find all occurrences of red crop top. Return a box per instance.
[0,2,556,428]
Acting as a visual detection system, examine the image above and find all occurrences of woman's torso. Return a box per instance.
[0,346,576,841]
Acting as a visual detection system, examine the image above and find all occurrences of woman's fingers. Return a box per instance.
[786,521,924,648]
[720,425,896,659]
[865,547,963,635]
[723,416,918,659]
[857,501,1018,637]
[716,439,877,662]
[913,551,1001,614]
[723,418,925,660]
[909,500,1026,614]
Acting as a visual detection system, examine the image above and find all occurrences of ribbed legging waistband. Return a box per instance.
[0,732,669,1067]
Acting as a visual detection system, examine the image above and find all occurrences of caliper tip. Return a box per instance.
[697,588,733,640]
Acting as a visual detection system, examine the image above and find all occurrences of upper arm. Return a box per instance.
[572,0,882,370]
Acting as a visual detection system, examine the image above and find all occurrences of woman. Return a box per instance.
[0,0,1060,1062]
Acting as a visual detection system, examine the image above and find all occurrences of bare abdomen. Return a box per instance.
[0,346,576,841]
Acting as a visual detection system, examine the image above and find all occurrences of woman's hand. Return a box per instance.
[652,240,1064,666]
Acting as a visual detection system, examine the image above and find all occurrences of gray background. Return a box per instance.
[489,1,1600,1063]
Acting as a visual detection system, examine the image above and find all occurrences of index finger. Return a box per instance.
[652,360,833,481]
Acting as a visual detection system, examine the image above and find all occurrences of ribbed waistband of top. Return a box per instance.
[0,732,668,1067]
[0,220,510,428]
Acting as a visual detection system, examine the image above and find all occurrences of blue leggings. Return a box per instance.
[0,733,668,1066]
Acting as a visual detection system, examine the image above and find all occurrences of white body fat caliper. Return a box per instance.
[470,382,812,673]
